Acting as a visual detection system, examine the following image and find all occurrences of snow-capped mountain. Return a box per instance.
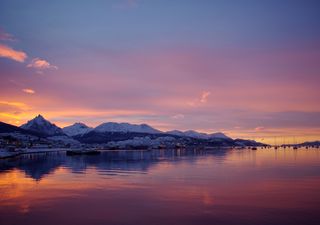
[0,121,42,136]
[19,115,231,140]
[208,132,231,139]
[184,130,209,139]
[94,122,161,134]
[1,115,268,147]
[63,122,93,136]
[166,130,231,139]
[166,130,186,136]
[20,114,64,136]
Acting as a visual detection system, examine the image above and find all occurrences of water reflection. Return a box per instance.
[0,148,320,225]
[0,149,229,180]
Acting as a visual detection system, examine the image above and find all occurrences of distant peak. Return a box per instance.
[33,114,47,122]
[36,114,44,119]
[62,122,93,136]
[27,114,51,125]
[74,122,85,125]
[20,114,64,136]
[74,122,89,127]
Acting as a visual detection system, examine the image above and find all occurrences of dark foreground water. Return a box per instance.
[0,148,320,225]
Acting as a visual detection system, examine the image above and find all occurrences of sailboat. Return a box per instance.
[293,137,298,149]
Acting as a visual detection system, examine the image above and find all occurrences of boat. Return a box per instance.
[251,147,257,150]
[175,143,186,149]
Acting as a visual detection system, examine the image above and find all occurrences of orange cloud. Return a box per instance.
[0,101,31,111]
[0,43,27,62]
[22,89,35,94]
[27,58,58,70]
[0,101,33,124]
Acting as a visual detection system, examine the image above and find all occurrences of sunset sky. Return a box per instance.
[0,0,319,144]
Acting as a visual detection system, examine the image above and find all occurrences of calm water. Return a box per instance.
[0,148,320,225]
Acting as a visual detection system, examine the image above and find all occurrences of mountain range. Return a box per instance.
[166,130,231,140]
[0,114,266,147]
[17,114,232,139]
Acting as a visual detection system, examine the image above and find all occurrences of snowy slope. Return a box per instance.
[63,123,92,136]
[166,130,231,140]
[183,130,208,139]
[21,115,64,136]
[209,132,231,139]
[166,130,186,136]
[19,115,231,140]
[94,122,161,134]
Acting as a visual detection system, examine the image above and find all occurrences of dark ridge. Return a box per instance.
[0,121,45,137]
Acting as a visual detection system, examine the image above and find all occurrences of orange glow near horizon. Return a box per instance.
[0,104,319,144]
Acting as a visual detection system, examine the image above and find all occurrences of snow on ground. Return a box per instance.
[108,136,176,149]
[47,135,80,145]
[0,132,39,141]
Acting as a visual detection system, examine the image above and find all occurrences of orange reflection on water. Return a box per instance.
[0,149,320,225]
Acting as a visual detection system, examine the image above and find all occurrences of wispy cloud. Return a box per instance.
[27,58,58,70]
[200,91,210,103]
[0,101,32,125]
[172,114,185,119]
[254,126,265,131]
[22,89,35,94]
[0,28,15,41]
[0,43,27,62]
[0,101,31,111]
[188,91,211,106]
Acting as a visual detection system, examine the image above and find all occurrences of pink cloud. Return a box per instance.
[22,89,35,94]
[0,28,15,41]
[200,91,210,103]
[188,91,211,106]
[0,44,27,62]
[172,114,185,119]
[255,126,265,131]
[27,58,58,70]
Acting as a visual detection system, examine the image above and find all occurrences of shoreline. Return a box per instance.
[0,147,232,160]
[1,146,317,160]
[0,148,68,159]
